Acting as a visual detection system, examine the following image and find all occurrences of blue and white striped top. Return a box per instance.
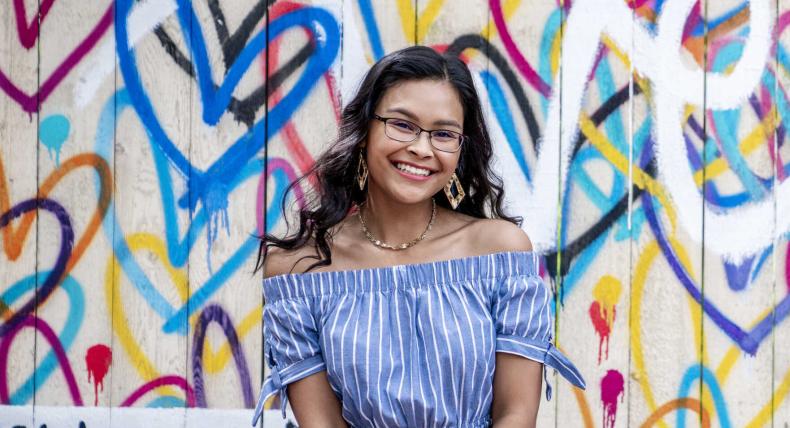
[252,251,585,427]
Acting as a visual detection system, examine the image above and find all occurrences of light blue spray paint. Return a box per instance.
[39,114,70,166]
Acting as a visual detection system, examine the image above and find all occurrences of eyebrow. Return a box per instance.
[384,107,462,130]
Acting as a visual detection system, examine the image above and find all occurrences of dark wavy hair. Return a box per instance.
[256,46,521,274]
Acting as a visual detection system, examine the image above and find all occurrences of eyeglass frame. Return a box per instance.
[373,114,466,153]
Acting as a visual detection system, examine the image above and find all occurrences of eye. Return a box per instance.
[432,130,457,140]
[389,119,417,131]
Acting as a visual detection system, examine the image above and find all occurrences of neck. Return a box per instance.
[360,193,435,245]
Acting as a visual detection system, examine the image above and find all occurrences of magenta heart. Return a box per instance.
[0,2,112,113]
[13,0,55,49]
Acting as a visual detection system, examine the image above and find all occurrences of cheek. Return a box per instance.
[443,154,461,173]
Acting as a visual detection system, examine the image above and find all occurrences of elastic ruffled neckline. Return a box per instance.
[263,250,541,302]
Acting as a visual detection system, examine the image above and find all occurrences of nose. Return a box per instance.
[406,130,434,158]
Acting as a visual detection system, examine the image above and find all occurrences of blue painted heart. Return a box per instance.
[115,0,340,238]
[92,91,296,335]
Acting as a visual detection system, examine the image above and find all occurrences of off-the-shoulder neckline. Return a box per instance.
[263,250,538,283]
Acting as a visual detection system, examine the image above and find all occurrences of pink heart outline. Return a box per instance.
[13,0,55,50]
[0,3,112,113]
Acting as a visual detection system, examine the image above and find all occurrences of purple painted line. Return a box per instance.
[641,137,788,355]
[489,0,552,98]
[0,316,83,405]
[0,198,73,337]
[120,375,196,407]
[0,3,113,113]
[191,304,254,408]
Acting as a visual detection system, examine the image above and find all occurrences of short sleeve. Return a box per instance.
[251,298,326,426]
[493,273,586,399]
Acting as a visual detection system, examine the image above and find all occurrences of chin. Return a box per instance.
[385,189,436,205]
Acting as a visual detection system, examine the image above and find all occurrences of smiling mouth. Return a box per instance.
[392,162,435,177]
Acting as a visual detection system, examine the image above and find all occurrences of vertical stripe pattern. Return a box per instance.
[252,251,586,427]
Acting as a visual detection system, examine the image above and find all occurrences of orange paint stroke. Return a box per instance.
[683,7,749,66]
[0,153,112,319]
[556,341,594,427]
[639,398,710,428]
[570,380,595,428]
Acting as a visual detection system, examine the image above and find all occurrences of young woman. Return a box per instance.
[252,46,585,428]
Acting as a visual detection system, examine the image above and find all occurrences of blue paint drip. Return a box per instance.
[116,1,340,263]
[161,167,293,334]
[39,114,70,166]
[94,90,296,337]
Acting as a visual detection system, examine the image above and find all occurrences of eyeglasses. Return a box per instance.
[374,115,465,153]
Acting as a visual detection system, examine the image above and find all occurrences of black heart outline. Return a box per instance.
[151,0,315,127]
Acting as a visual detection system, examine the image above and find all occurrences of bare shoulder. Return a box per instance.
[262,245,320,278]
[471,218,533,253]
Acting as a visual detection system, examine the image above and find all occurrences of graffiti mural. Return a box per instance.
[1,0,789,426]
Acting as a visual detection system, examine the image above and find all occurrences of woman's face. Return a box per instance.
[364,79,465,206]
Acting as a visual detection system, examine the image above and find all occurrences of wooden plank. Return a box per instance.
[775,0,790,426]
[482,1,564,425]
[699,1,776,427]
[0,0,39,425]
[628,2,704,426]
[31,1,114,420]
[555,2,634,426]
[183,0,266,416]
[255,1,343,425]
[110,4,190,424]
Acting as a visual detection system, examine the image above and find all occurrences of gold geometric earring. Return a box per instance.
[444,172,466,209]
[357,153,368,190]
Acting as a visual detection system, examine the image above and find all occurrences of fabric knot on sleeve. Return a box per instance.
[251,298,327,426]
[542,342,586,400]
[493,272,586,401]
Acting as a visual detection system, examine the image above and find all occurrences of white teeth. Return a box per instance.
[395,163,431,176]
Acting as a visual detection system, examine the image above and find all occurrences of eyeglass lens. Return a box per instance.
[384,119,462,152]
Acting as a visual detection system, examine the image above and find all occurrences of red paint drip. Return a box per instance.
[601,370,625,428]
[588,301,616,364]
[85,344,112,406]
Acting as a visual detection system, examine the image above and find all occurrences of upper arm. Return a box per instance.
[492,353,542,427]
[288,372,348,428]
[262,249,347,427]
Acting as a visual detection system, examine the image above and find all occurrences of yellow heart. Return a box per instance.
[106,233,189,400]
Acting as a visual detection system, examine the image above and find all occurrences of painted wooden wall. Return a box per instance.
[1,0,788,427]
